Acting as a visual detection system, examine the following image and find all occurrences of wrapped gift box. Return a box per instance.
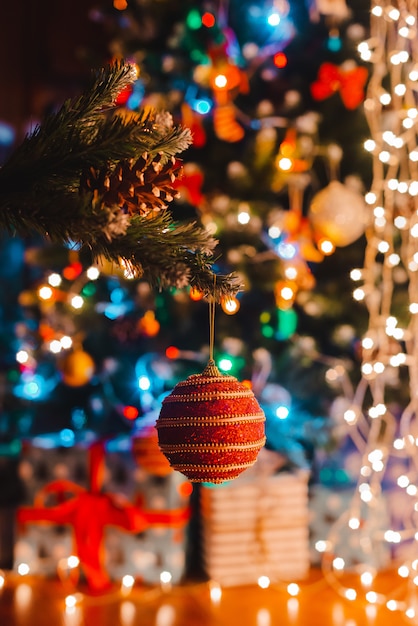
[15,437,191,586]
[200,453,310,586]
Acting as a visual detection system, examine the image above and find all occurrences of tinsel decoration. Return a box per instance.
[156,360,265,483]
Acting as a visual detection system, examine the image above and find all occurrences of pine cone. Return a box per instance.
[80,154,183,217]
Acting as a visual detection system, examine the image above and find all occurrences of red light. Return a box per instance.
[202,12,215,27]
[63,262,83,281]
[123,405,139,420]
[166,346,180,360]
[273,52,288,68]
[178,481,193,497]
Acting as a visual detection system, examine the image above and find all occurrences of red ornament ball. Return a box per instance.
[132,423,173,477]
[156,361,266,484]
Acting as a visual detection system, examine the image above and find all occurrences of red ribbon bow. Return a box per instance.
[311,62,368,110]
[18,441,190,593]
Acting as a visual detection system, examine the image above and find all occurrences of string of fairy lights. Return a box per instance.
[317,0,418,620]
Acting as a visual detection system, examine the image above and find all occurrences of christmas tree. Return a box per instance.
[0,0,377,475]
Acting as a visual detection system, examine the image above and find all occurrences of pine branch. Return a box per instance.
[0,60,240,299]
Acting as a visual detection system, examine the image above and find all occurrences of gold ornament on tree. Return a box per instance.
[309,179,367,248]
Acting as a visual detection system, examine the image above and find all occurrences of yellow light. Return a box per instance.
[379,93,391,105]
[39,286,53,300]
[360,571,374,587]
[397,474,409,488]
[214,74,228,88]
[398,565,409,577]
[160,571,172,584]
[315,540,330,552]
[364,139,376,151]
[353,287,365,301]
[17,563,30,576]
[345,588,357,601]
[348,517,360,529]
[373,361,385,374]
[371,6,383,16]
[67,555,79,568]
[378,150,390,163]
[86,266,100,280]
[48,272,62,287]
[237,211,250,224]
[386,7,400,20]
[122,574,135,589]
[16,350,29,364]
[332,557,345,571]
[350,269,362,281]
[318,239,335,255]
[377,240,389,253]
[362,336,374,349]
[365,591,378,604]
[277,157,293,171]
[70,295,84,309]
[61,336,73,349]
[268,225,281,238]
[209,581,222,603]
[344,409,358,425]
[280,286,294,300]
[65,595,77,609]
[221,296,240,315]
[394,215,407,228]
[365,192,377,204]
[361,362,373,375]
[287,583,300,596]
[258,576,270,589]
[284,266,298,280]
[49,340,62,354]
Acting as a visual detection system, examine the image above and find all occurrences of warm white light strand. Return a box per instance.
[323,1,418,618]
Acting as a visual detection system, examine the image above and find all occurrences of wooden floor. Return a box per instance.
[0,568,416,626]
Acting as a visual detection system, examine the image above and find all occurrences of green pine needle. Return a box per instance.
[0,60,240,299]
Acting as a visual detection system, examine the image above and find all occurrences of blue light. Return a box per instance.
[140,391,154,410]
[59,429,75,447]
[71,408,86,429]
[110,287,124,304]
[193,99,212,115]
[276,405,290,419]
[127,81,145,110]
[267,12,281,26]
[138,375,151,391]
[0,121,15,146]
[102,303,127,319]
[327,35,342,52]
[277,242,297,260]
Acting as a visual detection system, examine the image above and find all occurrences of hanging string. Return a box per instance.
[208,274,217,364]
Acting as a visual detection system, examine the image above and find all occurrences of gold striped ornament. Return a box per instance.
[156,360,266,484]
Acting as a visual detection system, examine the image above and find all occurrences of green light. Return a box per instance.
[261,325,274,338]
[81,283,96,297]
[186,9,202,30]
[277,307,298,339]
